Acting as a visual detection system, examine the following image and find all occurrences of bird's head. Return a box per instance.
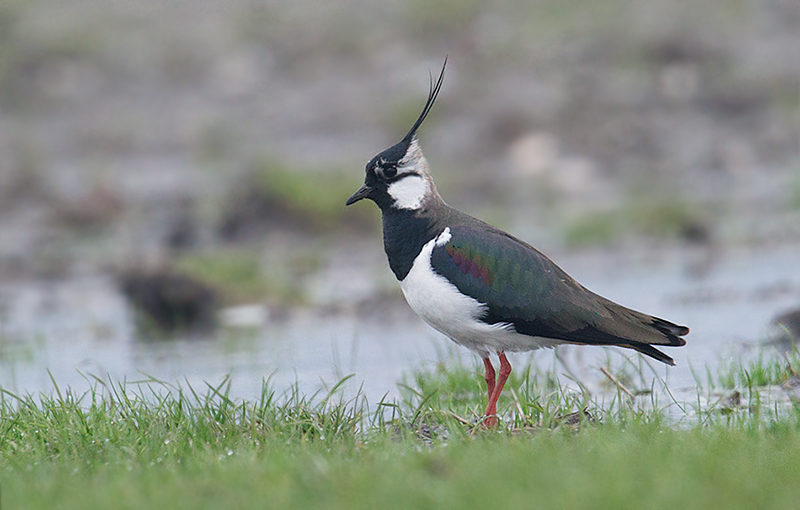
[346,58,446,212]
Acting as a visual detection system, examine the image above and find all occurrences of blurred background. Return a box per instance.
[0,0,798,402]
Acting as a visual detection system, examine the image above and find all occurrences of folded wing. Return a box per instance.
[429,224,688,365]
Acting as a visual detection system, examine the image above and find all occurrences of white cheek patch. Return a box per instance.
[387,175,428,210]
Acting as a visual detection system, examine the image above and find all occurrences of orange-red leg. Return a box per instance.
[484,352,512,427]
[482,356,496,400]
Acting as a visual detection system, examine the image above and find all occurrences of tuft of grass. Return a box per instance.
[564,194,706,247]
[0,374,367,469]
[398,357,600,433]
[174,249,306,306]
[250,161,373,231]
[716,351,800,390]
[218,159,377,240]
[563,211,623,247]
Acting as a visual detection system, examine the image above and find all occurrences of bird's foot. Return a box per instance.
[482,414,499,428]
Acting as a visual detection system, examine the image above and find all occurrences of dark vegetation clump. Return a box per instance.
[117,268,219,333]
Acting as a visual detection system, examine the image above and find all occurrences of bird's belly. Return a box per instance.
[398,236,555,356]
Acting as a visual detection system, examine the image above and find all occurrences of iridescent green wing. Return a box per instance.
[430,224,686,363]
[430,225,589,325]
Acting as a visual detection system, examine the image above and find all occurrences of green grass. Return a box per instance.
[716,352,800,390]
[249,160,374,231]
[174,249,307,306]
[8,426,800,510]
[2,355,800,509]
[563,192,708,247]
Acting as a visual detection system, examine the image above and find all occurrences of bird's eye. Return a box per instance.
[382,167,397,179]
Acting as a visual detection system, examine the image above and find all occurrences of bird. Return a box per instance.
[345,59,688,427]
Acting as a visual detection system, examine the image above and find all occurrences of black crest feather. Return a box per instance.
[402,57,447,142]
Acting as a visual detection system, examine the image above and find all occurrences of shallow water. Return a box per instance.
[1,243,798,409]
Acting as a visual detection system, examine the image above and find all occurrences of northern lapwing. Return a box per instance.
[346,59,688,427]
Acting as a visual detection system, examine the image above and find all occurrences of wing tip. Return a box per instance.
[631,343,677,366]
[623,316,688,365]
[652,317,689,346]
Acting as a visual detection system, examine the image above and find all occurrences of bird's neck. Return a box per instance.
[381,205,444,281]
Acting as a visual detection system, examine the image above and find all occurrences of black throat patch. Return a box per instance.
[381,208,441,281]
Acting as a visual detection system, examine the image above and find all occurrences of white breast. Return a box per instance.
[398,228,556,356]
